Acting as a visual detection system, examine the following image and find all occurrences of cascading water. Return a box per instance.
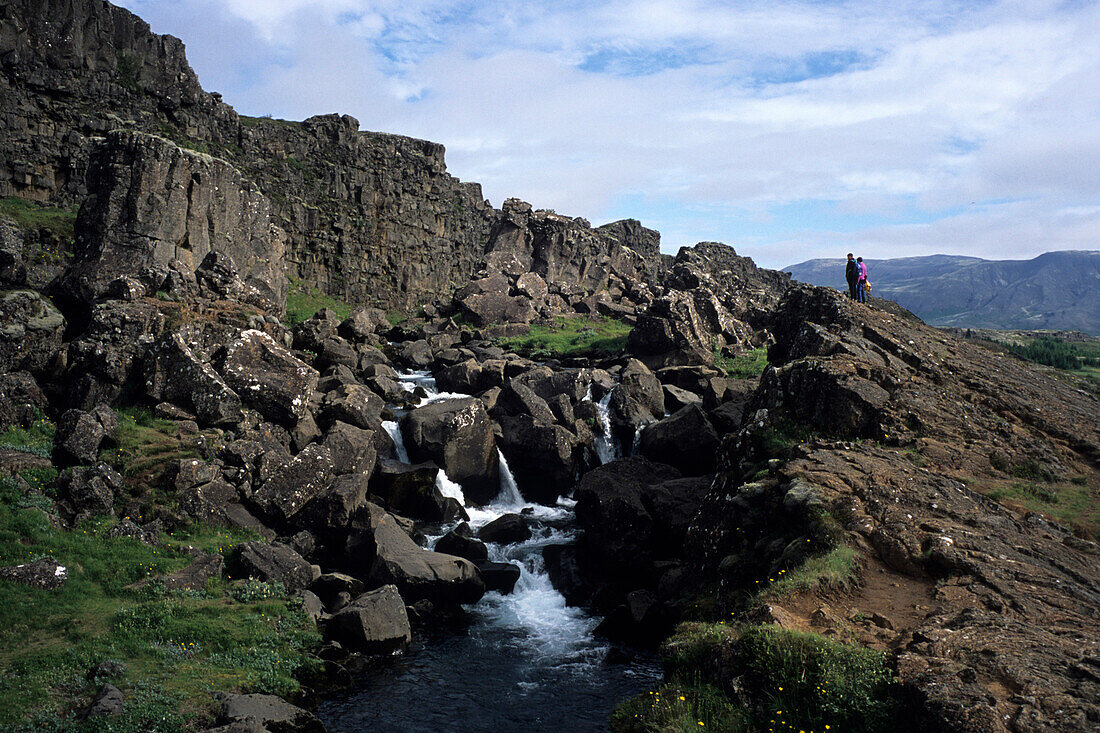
[319,372,661,732]
[585,385,620,465]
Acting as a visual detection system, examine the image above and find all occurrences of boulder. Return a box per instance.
[400,398,498,505]
[217,330,319,427]
[369,459,464,523]
[0,371,45,428]
[310,572,365,608]
[573,457,682,586]
[293,309,340,352]
[496,414,580,503]
[145,330,243,426]
[638,404,720,476]
[327,584,412,654]
[251,444,335,523]
[608,359,665,450]
[217,694,324,733]
[79,684,124,720]
[53,409,107,465]
[455,292,534,326]
[475,561,522,595]
[397,339,434,369]
[179,478,239,525]
[494,381,556,425]
[320,384,384,431]
[347,503,485,605]
[477,513,532,545]
[234,541,313,592]
[339,306,389,343]
[663,384,702,413]
[316,336,358,372]
[434,523,489,562]
[298,473,371,546]
[136,552,223,593]
[0,290,64,376]
[321,421,377,476]
[0,557,68,590]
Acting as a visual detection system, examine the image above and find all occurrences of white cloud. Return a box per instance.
[116,0,1100,268]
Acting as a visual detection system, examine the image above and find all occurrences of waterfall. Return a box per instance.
[496,449,525,509]
[435,468,467,506]
[382,420,410,463]
[584,386,620,464]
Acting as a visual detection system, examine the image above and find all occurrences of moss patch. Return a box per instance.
[985,479,1098,540]
[0,198,77,241]
[714,346,768,379]
[495,316,632,359]
[283,280,353,327]
[753,546,858,603]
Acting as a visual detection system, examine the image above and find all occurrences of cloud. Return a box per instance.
[116,0,1100,269]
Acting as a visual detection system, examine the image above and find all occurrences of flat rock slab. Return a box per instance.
[0,557,67,589]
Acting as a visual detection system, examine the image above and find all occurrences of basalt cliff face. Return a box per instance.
[0,2,1098,732]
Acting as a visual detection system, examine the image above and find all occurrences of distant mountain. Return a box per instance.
[784,251,1100,334]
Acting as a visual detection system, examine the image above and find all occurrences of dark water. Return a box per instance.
[317,622,661,732]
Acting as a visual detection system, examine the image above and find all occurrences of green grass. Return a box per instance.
[986,479,1098,540]
[753,546,858,603]
[610,681,752,732]
[615,621,902,733]
[283,281,353,327]
[0,474,317,731]
[103,408,203,507]
[714,346,769,379]
[0,411,55,457]
[495,316,632,359]
[738,625,900,733]
[0,197,77,240]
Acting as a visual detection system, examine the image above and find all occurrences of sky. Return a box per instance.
[116,0,1100,269]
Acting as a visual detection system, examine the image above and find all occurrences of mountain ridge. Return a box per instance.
[784,250,1100,334]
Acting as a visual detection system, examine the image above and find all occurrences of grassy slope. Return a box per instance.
[0,411,320,731]
[495,316,632,359]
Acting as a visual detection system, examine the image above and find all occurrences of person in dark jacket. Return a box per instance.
[845,253,859,299]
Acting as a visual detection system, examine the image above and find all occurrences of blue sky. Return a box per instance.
[117,0,1100,269]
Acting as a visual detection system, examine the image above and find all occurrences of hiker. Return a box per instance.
[845,253,859,300]
[856,256,868,303]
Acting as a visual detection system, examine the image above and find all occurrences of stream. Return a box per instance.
[317,372,662,732]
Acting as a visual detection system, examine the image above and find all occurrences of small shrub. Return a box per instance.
[230,579,286,603]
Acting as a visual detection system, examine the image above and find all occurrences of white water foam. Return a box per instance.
[584,385,620,464]
[382,420,410,463]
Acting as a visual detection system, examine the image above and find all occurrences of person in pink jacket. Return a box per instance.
[856,256,868,303]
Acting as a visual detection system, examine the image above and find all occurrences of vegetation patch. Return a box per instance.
[0,474,316,731]
[610,681,752,732]
[0,197,77,241]
[753,545,858,603]
[495,316,632,359]
[0,411,55,457]
[616,621,903,733]
[283,279,353,327]
[738,624,901,733]
[754,416,819,461]
[714,346,769,379]
[1002,336,1100,375]
[985,479,1098,540]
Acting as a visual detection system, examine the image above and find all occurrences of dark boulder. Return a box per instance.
[608,359,664,450]
[327,584,412,654]
[475,561,521,595]
[346,503,484,605]
[234,541,313,592]
[573,457,681,587]
[638,404,720,476]
[321,421,378,476]
[0,556,68,590]
[0,371,45,428]
[251,444,335,523]
[216,693,324,733]
[496,414,580,503]
[293,309,340,352]
[434,523,489,562]
[369,459,464,523]
[310,572,365,608]
[53,408,108,465]
[339,306,389,343]
[145,329,243,426]
[662,384,702,413]
[320,384,385,431]
[400,398,498,505]
[217,329,318,427]
[79,684,124,720]
[477,513,532,545]
[0,290,64,376]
